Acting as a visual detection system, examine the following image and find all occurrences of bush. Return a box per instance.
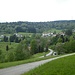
[0,50,2,55]
[0,52,6,63]
[63,40,75,53]
[55,43,65,54]
[7,51,15,62]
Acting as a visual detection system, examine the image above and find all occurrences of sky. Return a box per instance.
[0,0,75,22]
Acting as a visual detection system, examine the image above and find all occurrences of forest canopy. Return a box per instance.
[0,20,75,34]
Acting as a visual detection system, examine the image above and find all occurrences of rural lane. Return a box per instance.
[46,49,53,56]
[0,53,75,75]
[39,49,53,58]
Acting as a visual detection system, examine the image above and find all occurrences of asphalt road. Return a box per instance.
[0,53,75,75]
[39,49,53,58]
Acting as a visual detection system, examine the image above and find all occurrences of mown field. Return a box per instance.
[44,28,62,33]
[18,32,33,37]
[1,32,33,37]
[23,54,75,75]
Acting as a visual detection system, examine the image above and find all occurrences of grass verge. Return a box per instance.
[0,52,56,69]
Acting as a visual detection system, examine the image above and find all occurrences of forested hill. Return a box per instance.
[0,20,75,34]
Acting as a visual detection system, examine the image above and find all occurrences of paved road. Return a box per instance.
[46,49,53,56]
[39,49,53,58]
[0,53,75,75]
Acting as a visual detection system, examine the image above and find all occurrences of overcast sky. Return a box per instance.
[0,0,75,22]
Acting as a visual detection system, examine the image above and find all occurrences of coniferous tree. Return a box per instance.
[6,45,9,51]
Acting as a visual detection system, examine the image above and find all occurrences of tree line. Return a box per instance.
[50,29,75,54]
[0,34,49,62]
[2,34,25,43]
[0,20,75,34]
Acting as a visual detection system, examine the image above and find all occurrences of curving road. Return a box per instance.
[39,49,53,58]
[46,49,53,56]
[0,53,75,75]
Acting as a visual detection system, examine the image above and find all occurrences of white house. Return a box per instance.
[42,33,56,37]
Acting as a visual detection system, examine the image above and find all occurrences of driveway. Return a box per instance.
[0,53,75,75]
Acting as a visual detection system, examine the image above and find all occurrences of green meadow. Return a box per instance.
[44,28,62,33]
[0,42,18,51]
[18,32,33,37]
[23,54,75,75]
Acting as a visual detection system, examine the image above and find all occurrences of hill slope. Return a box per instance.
[23,54,75,75]
[0,20,75,34]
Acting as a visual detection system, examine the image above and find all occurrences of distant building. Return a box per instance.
[42,33,50,37]
[14,33,23,37]
[42,33,56,37]
[0,35,4,38]
[60,32,65,36]
[72,29,75,33]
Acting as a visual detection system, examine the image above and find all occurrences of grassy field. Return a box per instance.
[1,32,33,37]
[44,28,62,33]
[23,54,75,75]
[18,32,33,37]
[0,42,18,52]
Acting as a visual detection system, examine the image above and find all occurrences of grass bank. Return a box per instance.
[23,54,75,75]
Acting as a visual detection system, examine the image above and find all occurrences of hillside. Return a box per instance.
[0,20,75,34]
[23,54,75,75]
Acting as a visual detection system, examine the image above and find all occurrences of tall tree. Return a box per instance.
[65,29,72,36]
[6,45,9,51]
[30,39,37,54]
[15,40,31,60]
